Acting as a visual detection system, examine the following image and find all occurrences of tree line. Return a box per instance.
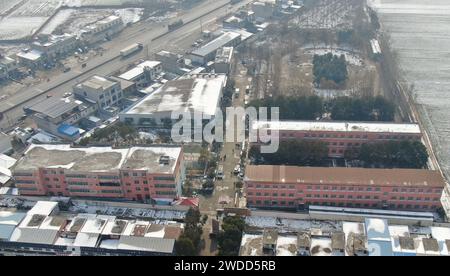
[249,95,396,122]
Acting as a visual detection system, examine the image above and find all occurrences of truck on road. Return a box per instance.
[120,43,144,58]
[168,20,183,31]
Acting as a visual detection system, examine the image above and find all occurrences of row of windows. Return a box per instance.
[304,194,380,200]
[249,184,441,194]
[16,180,35,184]
[154,176,175,181]
[155,184,176,189]
[156,191,176,195]
[126,188,149,193]
[248,201,438,210]
[248,200,295,206]
[66,174,87,179]
[98,175,119,180]
[99,182,121,187]
[68,181,89,186]
[18,187,38,191]
[101,190,122,194]
[44,178,61,182]
[247,184,296,189]
[123,172,147,177]
[248,192,295,197]
[69,189,90,193]
[298,132,418,140]
[14,172,33,177]
[306,186,381,192]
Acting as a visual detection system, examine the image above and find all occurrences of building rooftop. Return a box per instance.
[253,120,422,134]
[16,50,43,61]
[33,33,75,48]
[123,74,227,117]
[262,228,278,245]
[122,220,150,237]
[28,201,58,216]
[2,202,182,254]
[0,210,26,228]
[77,75,117,91]
[13,144,182,174]
[118,61,161,81]
[118,235,175,254]
[245,165,446,188]
[102,219,128,235]
[215,47,234,64]
[10,228,59,245]
[73,232,100,247]
[191,32,240,58]
[25,96,85,119]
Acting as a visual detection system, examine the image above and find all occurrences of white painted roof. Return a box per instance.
[124,74,227,117]
[28,201,58,216]
[73,232,100,247]
[253,120,422,134]
[119,61,161,81]
[17,50,43,61]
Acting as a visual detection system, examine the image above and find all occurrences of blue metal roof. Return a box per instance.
[58,124,79,137]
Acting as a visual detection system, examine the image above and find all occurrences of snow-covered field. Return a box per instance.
[0,0,24,16]
[39,7,143,36]
[0,0,62,40]
[0,0,144,40]
[39,9,75,35]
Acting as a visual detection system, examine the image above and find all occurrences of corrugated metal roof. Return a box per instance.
[191,32,240,57]
[0,225,16,240]
[26,97,82,119]
[118,236,174,254]
[0,210,26,225]
[10,228,58,245]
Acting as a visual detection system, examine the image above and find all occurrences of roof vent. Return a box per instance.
[159,156,170,165]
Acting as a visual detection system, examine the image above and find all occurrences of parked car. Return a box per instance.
[233,165,241,175]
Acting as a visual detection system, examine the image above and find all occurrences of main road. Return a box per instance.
[0,0,254,130]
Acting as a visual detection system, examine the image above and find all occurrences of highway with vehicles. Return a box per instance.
[0,0,253,131]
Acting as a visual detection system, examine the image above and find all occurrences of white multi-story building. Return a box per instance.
[74,75,123,110]
[118,61,162,89]
[80,15,124,45]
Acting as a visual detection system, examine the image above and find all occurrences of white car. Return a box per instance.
[233,165,241,174]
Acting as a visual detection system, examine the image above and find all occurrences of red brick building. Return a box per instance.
[252,121,422,158]
[12,144,185,203]
[244,165,446,211]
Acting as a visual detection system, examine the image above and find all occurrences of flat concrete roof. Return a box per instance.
[253,121,422,134]
[13,144,182,174]
[78,75,117,91]
[119,61,161,81]
[245,165,447,188]
[215,47,234,64]
[123,74,226,117]
[191,32,240,57]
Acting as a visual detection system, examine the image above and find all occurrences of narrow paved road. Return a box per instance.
[199,59,252,256]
